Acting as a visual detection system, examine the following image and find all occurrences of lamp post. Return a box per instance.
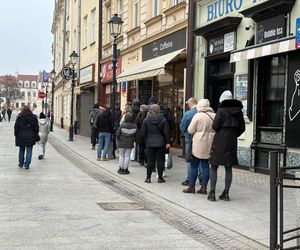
[69,51,79,141]
[108,14,123,125]
[49,69,56,132]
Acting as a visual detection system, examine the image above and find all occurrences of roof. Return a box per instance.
[16,74,39,82]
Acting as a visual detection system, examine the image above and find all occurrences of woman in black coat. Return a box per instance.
[135,105,147,166]
[141,104,170,183]
[14,105,39,169]
[208,91,245,202]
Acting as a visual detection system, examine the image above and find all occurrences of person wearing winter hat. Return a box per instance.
[37,112,50,160]
[183,99,215,194]
[208,90,245,202]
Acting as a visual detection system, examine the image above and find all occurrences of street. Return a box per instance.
[0,113,299,249]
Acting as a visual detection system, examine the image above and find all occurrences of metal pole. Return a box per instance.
[45,86,48,116]
[112,38,117,126]
[69,66,75,141]
[270,151,279,249]
[50,81,54,132]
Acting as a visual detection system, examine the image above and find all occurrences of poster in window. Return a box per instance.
[235,74,248,117]
[286,50,300,147]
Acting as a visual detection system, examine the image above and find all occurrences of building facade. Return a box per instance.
[193,0,300,171]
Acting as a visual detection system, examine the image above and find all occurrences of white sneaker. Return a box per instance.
[156,172,166,178]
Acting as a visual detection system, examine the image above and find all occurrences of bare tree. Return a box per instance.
[0,75,23,107]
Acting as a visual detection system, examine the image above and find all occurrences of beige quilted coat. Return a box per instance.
[188,99,216,159]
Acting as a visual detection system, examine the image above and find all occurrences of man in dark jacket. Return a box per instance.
[89,103,100,150]
[116,112,137,174]
[208,90,245,202]
[142,104,170,183]
[95,107,113,161]
[14,105,39,169]
[7,107,12,122]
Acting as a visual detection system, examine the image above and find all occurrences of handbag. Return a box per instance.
[184,140,193,163]
[165,152,173,169]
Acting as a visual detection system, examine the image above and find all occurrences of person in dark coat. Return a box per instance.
[95,107,114,161]
[14,105,39,169]
[208,90,245,202]
[131,99,141,121]
[7,107,12,122]
[141,104,170,183]
[89,103,100,150]
[135,104,147,166]
[116,112,137,174]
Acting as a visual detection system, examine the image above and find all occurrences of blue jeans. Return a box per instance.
[118,148,132,169]
[97,132,111,158]
[19,146,33,167]
[185,141,201,183]
[190,156,210,186]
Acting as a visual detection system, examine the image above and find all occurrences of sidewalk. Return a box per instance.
[49,126,300,248]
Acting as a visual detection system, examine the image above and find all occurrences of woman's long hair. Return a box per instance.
[20,105,32,116]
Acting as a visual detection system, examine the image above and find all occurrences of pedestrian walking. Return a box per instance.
[180,97,198,186]
[135,104,147,166]
[89,103,100,150]
[95,106,114,161]
[37,112,50,160]
[116,112,137,174]
[7,107,12,122]
[108,104,122,159]
[208,90,245,202]
[2,107,7,121]
[14,105,39,169]
[183,99,215,194]
[141,104,170,183]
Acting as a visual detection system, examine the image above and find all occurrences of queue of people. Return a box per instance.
[88,90,244,200]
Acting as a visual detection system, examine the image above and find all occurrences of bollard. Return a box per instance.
[74,120,78,135]
[270,151,279,249]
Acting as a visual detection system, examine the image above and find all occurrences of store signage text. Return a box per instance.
[296,17,300,49]
[207,0,257,22]
[142,28,186,61]
[208,32,235,55]
[80,64,94,84]
[101,57,122,83]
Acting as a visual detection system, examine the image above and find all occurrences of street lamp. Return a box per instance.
[69,50,79,141]
[108,14,123,125]
[49,69,56,132]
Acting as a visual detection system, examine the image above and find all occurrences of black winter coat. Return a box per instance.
[14,114,39,147]
[116,114,137,148]
[210,99,245,167]
[135,111,147,145]
[95,110,113,133]
[141,114,170,148]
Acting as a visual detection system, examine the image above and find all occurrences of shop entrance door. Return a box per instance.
[156,85,184,147]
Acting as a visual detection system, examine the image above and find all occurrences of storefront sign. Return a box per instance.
[256,15,286,44]
[296,17,300,48]
[206,0,258,22]
[80,64,95,84]
[101,57,122,83]
[286,50,300,147]
[142,29,186,61]
[208,32,235,55]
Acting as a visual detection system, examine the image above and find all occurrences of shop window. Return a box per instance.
[127,81,137,102]
[257,55,286,127]
[16,103,19,109]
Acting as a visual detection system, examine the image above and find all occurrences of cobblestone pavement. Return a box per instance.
[2,113,300,249]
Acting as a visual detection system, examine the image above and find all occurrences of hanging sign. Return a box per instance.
[61,67,73,80]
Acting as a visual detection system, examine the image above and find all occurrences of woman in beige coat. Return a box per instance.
[183,99,215,194]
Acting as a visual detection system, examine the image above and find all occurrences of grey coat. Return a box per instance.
[116,113,137,149]
[38,118,50,144]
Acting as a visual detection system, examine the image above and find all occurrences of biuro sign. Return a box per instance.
[207,0,258,22]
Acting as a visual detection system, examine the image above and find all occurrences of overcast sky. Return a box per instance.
[0,0,54,76]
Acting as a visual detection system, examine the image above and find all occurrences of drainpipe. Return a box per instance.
[61,0,67,125]
[186,0,195,99]
[98,0,103,105]
[76,0,81,126]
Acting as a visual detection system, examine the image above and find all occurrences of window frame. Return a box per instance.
[91,8,96,44]
[83,15,88,48]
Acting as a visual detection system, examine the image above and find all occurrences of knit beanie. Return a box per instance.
[219,90,233,103]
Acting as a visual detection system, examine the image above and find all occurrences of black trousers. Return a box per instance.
[91,127,99,146]
[138,144,146,163]
[146,146,165,179]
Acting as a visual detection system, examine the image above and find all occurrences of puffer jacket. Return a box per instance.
[135,111,147,144]
[95,110,113,133]
[141,114,170,148]
[14,114,39,147]
[38,118,50,144]
[210,99,245,166]
[116,113,137,148]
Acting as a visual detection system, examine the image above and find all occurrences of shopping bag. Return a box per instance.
[165,153,173,169]
[130,143,136,160]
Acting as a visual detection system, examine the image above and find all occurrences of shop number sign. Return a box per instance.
[296,17,300,49]
[61,67,73,80]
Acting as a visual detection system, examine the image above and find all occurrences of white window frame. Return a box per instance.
[133,0,139,27]
[118,0,122,16]
[152,0,159,17]
[83,15,88,47]
[172,0,180,5]
[91,9,96,43]
[106,5,111,43]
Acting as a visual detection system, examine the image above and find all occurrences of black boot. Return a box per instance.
[219,190,230,201]
[207,190,216,202]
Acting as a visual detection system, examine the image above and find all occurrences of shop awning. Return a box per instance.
[117,49,185,82]
[230,37,296,63]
